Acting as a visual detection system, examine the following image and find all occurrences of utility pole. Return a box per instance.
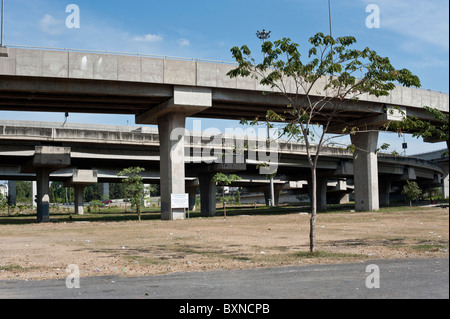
[1,0,4,47]
[256,29,276,207]
[328,0,333,37]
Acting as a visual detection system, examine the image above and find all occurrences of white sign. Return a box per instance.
[171,193,189,209]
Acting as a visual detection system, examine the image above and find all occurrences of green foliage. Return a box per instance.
[401,181,422,207]
[386,106,449,154]
[212,173,241,218]
[118,167,145,221]
[212,173,242,186]
[0,192,7,209]
[228,32,420,253]
[229,33,420,143]
[89,199,102,213]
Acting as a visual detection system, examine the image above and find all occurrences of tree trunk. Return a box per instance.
[310,167,317,253]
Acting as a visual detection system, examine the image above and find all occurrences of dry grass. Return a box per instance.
[0,206,448,281]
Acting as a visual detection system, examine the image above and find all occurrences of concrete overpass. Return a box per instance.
[0,120,445,222]
[0,47,448,220]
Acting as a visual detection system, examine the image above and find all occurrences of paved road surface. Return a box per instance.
[0,258,448,300]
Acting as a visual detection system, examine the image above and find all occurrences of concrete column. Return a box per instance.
[263,189,271,206]
[74,185,84,215]
[136,86,212,220]
[442,163,449,199]
[351,130,380,211]
[31,181,37,207]
[186,186,197,211]
[158,112,187,220]
[36,168,51,223]
[7,180,16,206]
[379,179,392,207]
[199,173,216,217]
[101,183,110,200]
[308,178,328,211]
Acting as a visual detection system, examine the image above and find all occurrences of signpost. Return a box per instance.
[171,193,190,218]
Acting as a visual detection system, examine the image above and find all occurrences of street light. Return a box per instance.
[1,0,4,47]
[256,29,271,42]
[256,29,275,207]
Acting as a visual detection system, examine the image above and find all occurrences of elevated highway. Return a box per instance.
[1,47,448,219]
[0,120,445,221]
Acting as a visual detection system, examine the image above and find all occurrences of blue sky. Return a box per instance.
[0,0,448,155]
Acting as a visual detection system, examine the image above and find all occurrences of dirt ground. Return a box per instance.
[0,207,448,281]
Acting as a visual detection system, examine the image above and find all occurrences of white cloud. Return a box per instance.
[39,14,64,36]
[132,33,163,42]
[363,0,449,51]
[178,38,190,47]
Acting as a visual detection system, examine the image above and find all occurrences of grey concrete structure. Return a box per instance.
[0,47,448,218]
[351,130,380,211]
[7,180,16,206]
[29,146,71,222]
[0,120,446,221]
[64,169,98,215]
[414,150,449,199]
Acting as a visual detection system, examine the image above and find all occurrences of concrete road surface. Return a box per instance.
[0,258,448,301]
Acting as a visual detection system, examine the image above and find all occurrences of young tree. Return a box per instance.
[118,167,145,221]
[401,181,422,207]
[212,173,241,218]
[228,33,420,253]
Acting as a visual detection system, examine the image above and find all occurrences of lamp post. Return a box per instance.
[256,29,276,207]
[1,0,4,47]
[256,29,271,42]
[328,0,333,37]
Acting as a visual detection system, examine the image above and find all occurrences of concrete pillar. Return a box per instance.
[158,112,187,220]
[31,181,37,207]
[379,179,392,207]
[7,180,16,206]
[36,168,51,223]
[351,130,380,211]
[74,185,84,215]
[308,178,328,211]
[101,183,110,200]
[136,86,212,220]
[186,186,197,211]
[199,173,216,217]
[263,189,271,206]
[442,163,449,199]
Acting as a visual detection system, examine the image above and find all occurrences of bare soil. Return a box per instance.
[0,207,448,281]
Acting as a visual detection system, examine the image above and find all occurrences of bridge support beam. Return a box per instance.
[21,146,71,222]
[158,112,187,220]
[442,164,449,199]
[36,168,51,223]
[186,180,199,212]
[74,185,85,215]
[308,177,328,211]
[7,180,17,206]
[199,173,216,217]
[379,179,392,207]
[351,130,380,211]
[64,169,98,216]
[136,86,212,220]
[31,181,37,207]
[101,183,110,200]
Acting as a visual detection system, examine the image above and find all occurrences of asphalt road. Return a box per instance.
[0,258,448,300]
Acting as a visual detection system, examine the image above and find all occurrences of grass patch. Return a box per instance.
[123,255,167,265]
[410,244,448,252]
[0,264,38,273]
